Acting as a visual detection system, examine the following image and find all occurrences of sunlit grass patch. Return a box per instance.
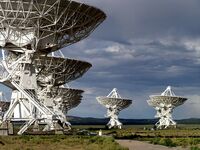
[0,135,127,150]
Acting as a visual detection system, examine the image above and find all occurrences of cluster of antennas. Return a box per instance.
[0,0,106,135]
[96,86,187,130]
[0,0,188,133]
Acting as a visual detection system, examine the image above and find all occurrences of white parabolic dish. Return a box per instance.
[97,97,132,111]
[148,95,187,108]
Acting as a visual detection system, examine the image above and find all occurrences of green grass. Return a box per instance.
[144,138,200,149]
[191,146,200,150]
[148,138,177,147]
[0,135,128,150]
[72,124,200,149]
[4,124,200,150]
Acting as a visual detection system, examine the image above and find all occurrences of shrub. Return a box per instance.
[163,138,176,147]
[191,146,200,150]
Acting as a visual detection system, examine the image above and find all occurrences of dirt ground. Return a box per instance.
[116,140,190,150]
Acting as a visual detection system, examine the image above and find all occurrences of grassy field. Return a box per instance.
[0,135,127,150]
[73,124,200,138]
[73,124,200,149]
[3,124,200,150]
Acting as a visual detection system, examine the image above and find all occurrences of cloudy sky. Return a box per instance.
[1,0,200,119]
[63,0,200,119]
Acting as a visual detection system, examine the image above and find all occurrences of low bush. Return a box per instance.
[191,146,200,150]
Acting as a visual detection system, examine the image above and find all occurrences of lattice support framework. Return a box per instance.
[0,0,106,134]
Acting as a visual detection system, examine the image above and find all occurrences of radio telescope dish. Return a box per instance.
[147,86,187,129]
[48,87,83,111]
[0,0,106,53]
[97,88,132,129]
[34,56,92,86]
[38,87,83,129]
[0,0,106,135]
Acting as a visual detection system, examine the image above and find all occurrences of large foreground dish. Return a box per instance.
[147,86,187,129]
[0,0,106,53]
[1,54,92,87]
[97,88,132,129]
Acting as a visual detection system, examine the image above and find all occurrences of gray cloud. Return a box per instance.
[77,0,200,42]
[64,37,200,119]
[64,0,200,119]
[1,0,200,119]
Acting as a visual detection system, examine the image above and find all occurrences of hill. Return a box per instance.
[67,116,200,125]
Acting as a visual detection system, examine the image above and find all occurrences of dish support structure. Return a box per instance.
[0,50,68,134]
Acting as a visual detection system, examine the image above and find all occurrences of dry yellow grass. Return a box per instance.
[0,135,127,150]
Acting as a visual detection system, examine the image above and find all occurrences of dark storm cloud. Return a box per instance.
[63,0,200,119]
[64,40,200,119]
[77,0,200,41]
[1,0,199,119]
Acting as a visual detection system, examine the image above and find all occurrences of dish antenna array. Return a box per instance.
[147,86,187,129]
[0,0,106,134]
[97,88,132,129]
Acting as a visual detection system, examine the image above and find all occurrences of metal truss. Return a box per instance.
[0,45,88,134]
[37,86,83,129]
[0,0,106,134]
[0,0,106,53]
[147,86,187,129]
[97,88,132,129]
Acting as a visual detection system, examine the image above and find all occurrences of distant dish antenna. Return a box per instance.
[97,88,132,129]
[147,86,187,129]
